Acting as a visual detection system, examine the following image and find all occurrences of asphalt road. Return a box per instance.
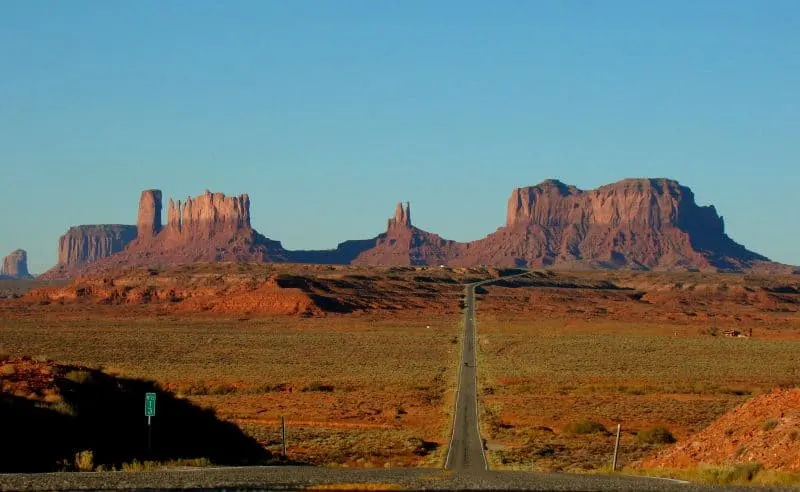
[0,466,730,491]
[445,281,488,472]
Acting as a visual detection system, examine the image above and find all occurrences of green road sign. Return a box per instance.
[145,392,156,417]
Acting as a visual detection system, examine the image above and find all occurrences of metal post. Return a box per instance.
[611,423,621,471]
[147,416,152,455]
[281,416,287,457]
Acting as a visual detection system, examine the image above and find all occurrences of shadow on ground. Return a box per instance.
[0,364,271,472]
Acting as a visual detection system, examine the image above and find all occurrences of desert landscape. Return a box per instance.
[474,271,800,480]
[2,178,799,488]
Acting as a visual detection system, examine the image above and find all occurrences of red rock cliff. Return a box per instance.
[387,202,412,231]
[55,225,138,268]
[165,190,251,239]
[1,249,33,279]
[137,190,162,240]
[479,178,765,269]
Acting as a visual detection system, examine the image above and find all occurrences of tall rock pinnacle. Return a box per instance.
[137,190,163,240]
[387,202,412,230]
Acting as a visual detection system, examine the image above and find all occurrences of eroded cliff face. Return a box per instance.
[354,179,772,271]
[75,189,285,274]
[353,201,460,266]
[39,178,785,277]
[506,178,718,230]
[165,190,251,238]
[483,178,767,269]
[1,249,33,279]
[56,225,138,268]
[137,190,162,241]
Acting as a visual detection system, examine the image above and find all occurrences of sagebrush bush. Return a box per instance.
[74,450,94,472]
[65,369,93,385]
[762,418,779,432]
[302,383,335,392]
[563,420,607,435]
[636,426,676,444]
[700,462,763,484]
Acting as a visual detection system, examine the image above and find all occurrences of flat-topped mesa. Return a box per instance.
[387,202,412,231]
[166,189,252,238]
[57,225,138,268]
[137,190,162,240]
[506,178,722,231]
[1,249,33,279]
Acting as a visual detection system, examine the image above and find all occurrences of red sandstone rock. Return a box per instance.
[387,202,412,231]
[40,225,138,278]
[355,179,774,271]
[39,179,793,277]
[136,190,162,240]
[1,249,33,279]
[638,388,800,472]
[173,189,251,238]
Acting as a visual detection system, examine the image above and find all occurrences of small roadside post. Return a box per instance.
[611,423,621,471]
[145,392,156,454]
[281,416,287,457]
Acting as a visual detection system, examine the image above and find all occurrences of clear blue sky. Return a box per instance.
[2,1,798,273]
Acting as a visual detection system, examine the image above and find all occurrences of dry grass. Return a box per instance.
[0,314,460,466]
[628,464,800,487]
[476,278,800,473]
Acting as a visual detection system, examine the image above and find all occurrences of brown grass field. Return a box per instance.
[2,265,800,474]
[475,271,800,472]
[0,314,463,467]
[0,263,506,467]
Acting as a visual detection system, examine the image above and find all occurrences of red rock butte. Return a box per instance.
[38,178,796,279]
[1,249,33,280]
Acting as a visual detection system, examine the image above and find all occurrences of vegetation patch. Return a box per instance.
[635,426,676,445]
[563,421,608,435]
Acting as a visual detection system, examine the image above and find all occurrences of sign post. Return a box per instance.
[145,392,156,454]
[611,423,621,471]
[281,416,287,457]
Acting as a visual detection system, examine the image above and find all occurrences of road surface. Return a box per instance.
[444,281,488,471]
[0,466,720,491]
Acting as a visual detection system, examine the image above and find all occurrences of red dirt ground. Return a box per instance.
[639,389,800,471]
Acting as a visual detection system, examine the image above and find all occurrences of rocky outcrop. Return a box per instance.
[74,190,286,274]
[352,202,460,266]
[165,190,251,238]
[56,225,138,269]
[485,178,767,269]
[387,202,412,231]
[40,179,792,276]
[136,190,162,241]
[352,179,779,271]
[1,249,33,279]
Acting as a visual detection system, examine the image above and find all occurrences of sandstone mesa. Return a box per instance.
[36,178,794,279]
[0,249,33,280]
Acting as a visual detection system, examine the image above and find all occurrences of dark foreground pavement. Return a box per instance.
[0,465,746,491]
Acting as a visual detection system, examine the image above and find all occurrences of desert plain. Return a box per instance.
[2,263,799,484]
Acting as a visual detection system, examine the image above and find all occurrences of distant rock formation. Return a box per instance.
[72,190,286,275]
[388,202,412,230]
[353,179,779,271]
[38,179,793,277]
[1,249,33,279]
[136,190,162,241]
[40,225,138,278]
[483,178,767,270]
[165,190,251,238]
[352,202,460,266]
